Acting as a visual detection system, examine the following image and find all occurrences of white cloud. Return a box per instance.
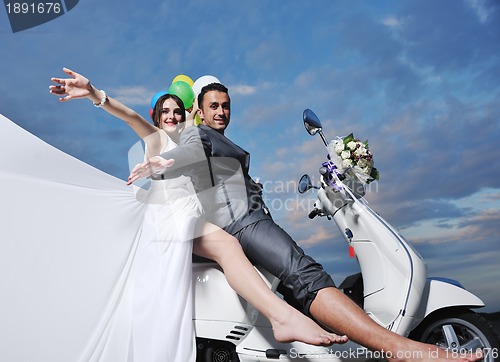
[381,15,402,28]
[230,85,256,96]
[298,226,332,247]
[110,86,153,106]
[465,0,494,23]
[397,54,442,85]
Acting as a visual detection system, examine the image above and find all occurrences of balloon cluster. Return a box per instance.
[150,74,221,126]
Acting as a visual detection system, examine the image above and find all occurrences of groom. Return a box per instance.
[129,83,334,316]
[128,83,480,362]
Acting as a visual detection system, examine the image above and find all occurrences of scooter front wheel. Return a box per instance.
[409,308,500,362]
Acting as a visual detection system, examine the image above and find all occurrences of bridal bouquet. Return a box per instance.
[327,133,379,185]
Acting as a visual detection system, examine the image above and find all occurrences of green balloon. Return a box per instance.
[168,81,195,109]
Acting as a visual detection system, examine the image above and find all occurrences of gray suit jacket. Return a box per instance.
[158,125,271,235]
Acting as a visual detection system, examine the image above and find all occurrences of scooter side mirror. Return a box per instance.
[303,109,328,146]
[303,109,322,136]
[298,174,313,194]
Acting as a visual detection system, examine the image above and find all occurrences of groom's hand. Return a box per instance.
[127,156,175,185]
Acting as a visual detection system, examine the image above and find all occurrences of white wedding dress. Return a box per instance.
[0,114,199,362]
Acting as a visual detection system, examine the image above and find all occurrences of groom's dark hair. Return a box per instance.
[198,83,230,109]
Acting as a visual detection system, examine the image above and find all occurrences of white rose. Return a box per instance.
[357,158,369,168]
[354,146,367,157]
[343,159,354,168]
[334,141,345,154]
[347,141,357,151]
[341,150,351,160]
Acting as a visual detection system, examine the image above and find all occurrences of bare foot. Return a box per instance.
[270,307,349,346]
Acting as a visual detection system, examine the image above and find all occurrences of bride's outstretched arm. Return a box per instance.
[49,67,160,145]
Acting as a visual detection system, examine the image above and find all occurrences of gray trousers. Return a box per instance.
[233,219,336,315]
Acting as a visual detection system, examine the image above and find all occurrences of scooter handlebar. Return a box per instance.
[308,208,319,219]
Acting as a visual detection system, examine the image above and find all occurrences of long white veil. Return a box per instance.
[0,114,144,361]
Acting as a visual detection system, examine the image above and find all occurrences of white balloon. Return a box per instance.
[192,75,221,97]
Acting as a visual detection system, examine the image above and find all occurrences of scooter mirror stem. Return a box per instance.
[317,130,328,147]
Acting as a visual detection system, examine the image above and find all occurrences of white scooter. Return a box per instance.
[192,109,499,362]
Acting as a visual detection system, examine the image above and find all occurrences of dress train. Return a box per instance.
[0,114,197,362]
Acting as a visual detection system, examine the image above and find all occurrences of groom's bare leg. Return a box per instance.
[310,287,482,362]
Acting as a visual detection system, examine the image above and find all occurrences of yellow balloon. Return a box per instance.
[172,74,194,87]
[194,113,203,126]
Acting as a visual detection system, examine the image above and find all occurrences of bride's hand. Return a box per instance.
[127,156,176,185]
[49,67,93,102]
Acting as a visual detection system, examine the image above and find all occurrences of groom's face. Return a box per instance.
[198,90,231,133]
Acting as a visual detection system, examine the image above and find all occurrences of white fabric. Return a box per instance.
[0,114,197,362]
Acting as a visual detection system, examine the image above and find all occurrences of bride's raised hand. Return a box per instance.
[49,67,93,102]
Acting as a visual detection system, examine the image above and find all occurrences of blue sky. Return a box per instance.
[1,0,499,312]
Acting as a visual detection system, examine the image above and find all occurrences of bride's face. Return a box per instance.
[158,98,185,136]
